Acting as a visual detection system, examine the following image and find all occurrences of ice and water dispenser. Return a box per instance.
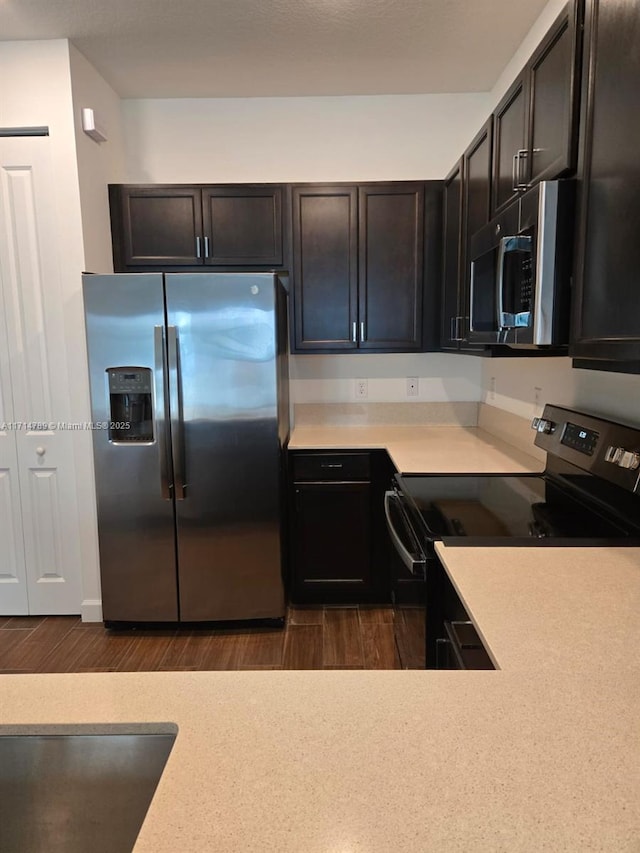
[107,368,154,442]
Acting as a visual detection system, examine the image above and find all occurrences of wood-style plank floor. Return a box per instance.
[0,607,425,674]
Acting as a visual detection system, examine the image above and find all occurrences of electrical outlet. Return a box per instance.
[533,386,543,407]
[355,378,368,399]
[533,386,543,415]
[406,377,419,397]
[489,376,496,402]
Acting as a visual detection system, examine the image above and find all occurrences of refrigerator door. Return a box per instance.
[83,274,178,622]
[165,273,285,621]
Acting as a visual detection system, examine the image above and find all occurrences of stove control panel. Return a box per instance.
[560,422,599,455]
[534,404,640,494]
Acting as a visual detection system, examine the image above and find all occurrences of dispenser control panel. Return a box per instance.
[107,367,153,443]
[108,369,152,394]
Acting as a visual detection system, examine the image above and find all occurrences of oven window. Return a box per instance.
[398,476,547,538]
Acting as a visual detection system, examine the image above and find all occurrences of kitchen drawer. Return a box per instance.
[291,452,370,482]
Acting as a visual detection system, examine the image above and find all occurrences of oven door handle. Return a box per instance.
[384,490,427,578]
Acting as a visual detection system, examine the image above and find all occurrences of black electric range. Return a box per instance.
[384,404,640,669]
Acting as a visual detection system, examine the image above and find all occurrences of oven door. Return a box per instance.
[384,488,428,668]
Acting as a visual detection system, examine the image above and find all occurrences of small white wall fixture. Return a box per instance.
[81,107,107,143]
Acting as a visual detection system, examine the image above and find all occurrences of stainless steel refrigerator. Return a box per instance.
[82,273,289,624]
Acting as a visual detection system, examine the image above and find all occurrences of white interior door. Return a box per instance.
[0,136,82,615]
[0,268,28,615]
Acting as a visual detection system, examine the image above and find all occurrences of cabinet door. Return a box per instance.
[358,184,424,350]
[202,185,283,266]
[461,118,493,343]
[571,0,640,362]
[492,74,528,215]
[292,481,371,602]
[292,186,358,351]
[117,186,204,266]
[526,0,583,185]
[441,160,464,350]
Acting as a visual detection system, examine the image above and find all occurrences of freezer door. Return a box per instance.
[165,273,285,621]
[82,274,178,622]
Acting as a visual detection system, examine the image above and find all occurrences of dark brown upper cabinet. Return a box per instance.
[109,184,283,271]
[291,185,358,352]
[441,119,493,351]
[491,73,528,215]
[291,182,440,354]
[492,1,583,215]
[358,184,424,351]
[440,159,464,351]
[526,0,583,186]
[570,0,640,367]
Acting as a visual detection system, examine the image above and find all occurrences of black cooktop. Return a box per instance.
[393,404,640,547]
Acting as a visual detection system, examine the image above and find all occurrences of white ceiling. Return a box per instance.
[0,0,550,99]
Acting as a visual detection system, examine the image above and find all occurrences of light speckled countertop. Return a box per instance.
[289,424,545,474]
[2,546,639,851]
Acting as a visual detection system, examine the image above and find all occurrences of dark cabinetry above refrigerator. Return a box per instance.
[109,180,443,355]
[109,184,284,271]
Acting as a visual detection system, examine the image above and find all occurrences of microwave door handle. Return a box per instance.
[496,236,508,331]
[384,491,427,577]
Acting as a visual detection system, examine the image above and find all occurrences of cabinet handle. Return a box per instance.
[196,236,202,258]
[451,316,463,342]
[435,638,451,670]
[511,153,520,192]
[516,148,529,190]
[360,321,366,342]
[352,321,357,343]
[450,316,456,342]
[320,463,343,469]
[204,236,210,258]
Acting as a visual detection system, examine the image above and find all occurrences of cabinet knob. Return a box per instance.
[36,446,46,456]
[604,446,640,470]
[531,417,555,435]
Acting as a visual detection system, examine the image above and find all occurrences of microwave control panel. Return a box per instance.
[520,256,533,311]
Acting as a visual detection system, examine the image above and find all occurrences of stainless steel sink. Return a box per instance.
[0,726,176,853]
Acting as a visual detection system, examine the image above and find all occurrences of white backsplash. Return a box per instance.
[290,353,483,404]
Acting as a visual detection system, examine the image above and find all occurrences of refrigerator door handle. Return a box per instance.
[167,325,186,500]
[154,325,172,500]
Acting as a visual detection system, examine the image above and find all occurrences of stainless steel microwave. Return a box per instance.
[467,181,575,347]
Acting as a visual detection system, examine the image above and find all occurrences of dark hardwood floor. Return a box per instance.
[0,607,425,673]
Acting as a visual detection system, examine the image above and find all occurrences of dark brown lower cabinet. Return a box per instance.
[289,451,391,604]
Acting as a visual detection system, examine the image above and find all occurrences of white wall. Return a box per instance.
[122,93,491,184]
[69,44,127,272]
[292,353,482,404]
[481,358,640,427]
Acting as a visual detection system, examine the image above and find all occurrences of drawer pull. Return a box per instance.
[320,463,343,469]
